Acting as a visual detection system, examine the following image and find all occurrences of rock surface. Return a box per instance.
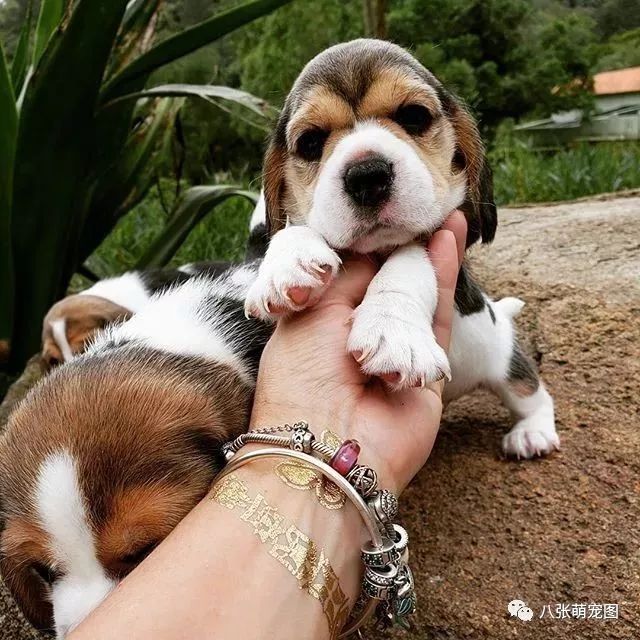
[1,196,638,639]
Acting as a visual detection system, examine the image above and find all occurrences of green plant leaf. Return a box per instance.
[33,0,65,66]
[102,83,275,117]
[10,1,33,95]
[83,0,166,260]
[9,0,130,372]
[105,0,162,80]
[79,97,184,262]
[100,0,293,102]
[0,45,17,342]
[135,186,258,269]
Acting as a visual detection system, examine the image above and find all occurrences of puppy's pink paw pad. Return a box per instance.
[286,286,312,306]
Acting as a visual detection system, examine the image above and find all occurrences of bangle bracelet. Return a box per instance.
[217,422,417,637]
[214,448,380,637]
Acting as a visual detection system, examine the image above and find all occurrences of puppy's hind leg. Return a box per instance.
[493,307,559,459]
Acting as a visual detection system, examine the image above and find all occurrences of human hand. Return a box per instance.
[250,210,467,493]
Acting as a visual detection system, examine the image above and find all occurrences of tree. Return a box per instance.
[237,0,363,105]
[363,0,387,38]
[594,28,640,72]
[388,0,597,129]
[595,0,640,37]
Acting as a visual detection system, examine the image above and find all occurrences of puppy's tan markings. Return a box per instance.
[98,483,206,576]
[1,519,52,564]
[287,86,352,146]
[41,294,132,367]
[0,519,54,630]
[358,68,441,121]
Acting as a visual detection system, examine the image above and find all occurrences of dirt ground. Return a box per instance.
[0,195,638,639]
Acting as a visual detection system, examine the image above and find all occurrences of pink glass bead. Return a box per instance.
[330,440,360,476]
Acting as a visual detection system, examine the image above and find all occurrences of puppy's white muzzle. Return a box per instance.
[308,122,450,253]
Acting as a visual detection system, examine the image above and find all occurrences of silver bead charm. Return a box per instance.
[361,537,399,568]
[369,489,398,524]
[290,422,311,452]
[392,524,409,558]
[363,564,398,600]
[346,464,378,498]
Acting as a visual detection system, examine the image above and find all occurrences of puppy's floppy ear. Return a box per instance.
[0,546,54,632]
[262,106,291,236]
[446,93,497,247]
[41,294,133,367]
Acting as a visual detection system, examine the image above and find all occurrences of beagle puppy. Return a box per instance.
[245,39,558,459]
[41,262,231,368]
[0,262,272,637]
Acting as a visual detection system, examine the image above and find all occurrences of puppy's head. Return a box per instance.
[0,350,251,637]
[264,39,496,252]
[41,295,132,368]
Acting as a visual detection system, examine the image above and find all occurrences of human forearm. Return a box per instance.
[70,462,364,640]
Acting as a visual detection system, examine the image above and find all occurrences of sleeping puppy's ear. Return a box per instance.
[262,106,291,236]
[0,536,54,632]
[445,92,497,247]
[41,294,133,368]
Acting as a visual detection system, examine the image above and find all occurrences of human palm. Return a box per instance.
[250,211,466,493]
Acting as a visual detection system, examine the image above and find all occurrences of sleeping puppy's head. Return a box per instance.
[0,350,250,637]
[41,295,132,368]
[264,39,496,252]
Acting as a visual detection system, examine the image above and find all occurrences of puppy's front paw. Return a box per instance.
[347,296,451,390]
[244,229,340,320]
[502,418,560,459]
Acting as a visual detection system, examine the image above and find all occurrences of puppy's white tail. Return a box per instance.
[495,296,525,318]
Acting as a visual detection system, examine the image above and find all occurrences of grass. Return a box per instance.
[83,179,255,284]
[84,141,640,282]
[490,140,640,205]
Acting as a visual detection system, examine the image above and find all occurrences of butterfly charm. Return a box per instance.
[275,430,346,510]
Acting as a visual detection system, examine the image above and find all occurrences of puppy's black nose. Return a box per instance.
[343,156,393,207]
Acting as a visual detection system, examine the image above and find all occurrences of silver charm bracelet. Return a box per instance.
[219,422,417,637]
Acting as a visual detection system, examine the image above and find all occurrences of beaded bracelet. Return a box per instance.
[218,422,417,637]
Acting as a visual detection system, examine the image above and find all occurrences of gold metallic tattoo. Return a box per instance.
[275,429,347,510]
[211,474,350,638]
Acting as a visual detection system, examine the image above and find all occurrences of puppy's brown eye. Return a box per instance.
[394,104,433,135]
[31,562,60,585]
[295,128,329,161]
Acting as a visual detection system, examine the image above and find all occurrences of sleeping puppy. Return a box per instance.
[41,262,231,368]
[0,263,272,637]
[245,39,558,459]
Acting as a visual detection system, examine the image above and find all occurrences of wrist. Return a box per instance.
[209,456,365,601]
[249,409,402,494]
[213,432,419,634]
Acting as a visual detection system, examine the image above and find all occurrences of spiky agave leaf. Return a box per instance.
[135,186,258,269]
[9,0,130,371]
[10,1,33,96]
[100,0,293,103]
[0,45,17,342]
[78,97,184,262]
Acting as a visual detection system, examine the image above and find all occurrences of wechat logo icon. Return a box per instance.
[508,599,534,621]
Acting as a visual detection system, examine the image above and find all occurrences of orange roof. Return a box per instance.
[593,66,640,95]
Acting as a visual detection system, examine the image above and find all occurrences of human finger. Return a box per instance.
[439,209,467,267]
[429,229,461,351]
